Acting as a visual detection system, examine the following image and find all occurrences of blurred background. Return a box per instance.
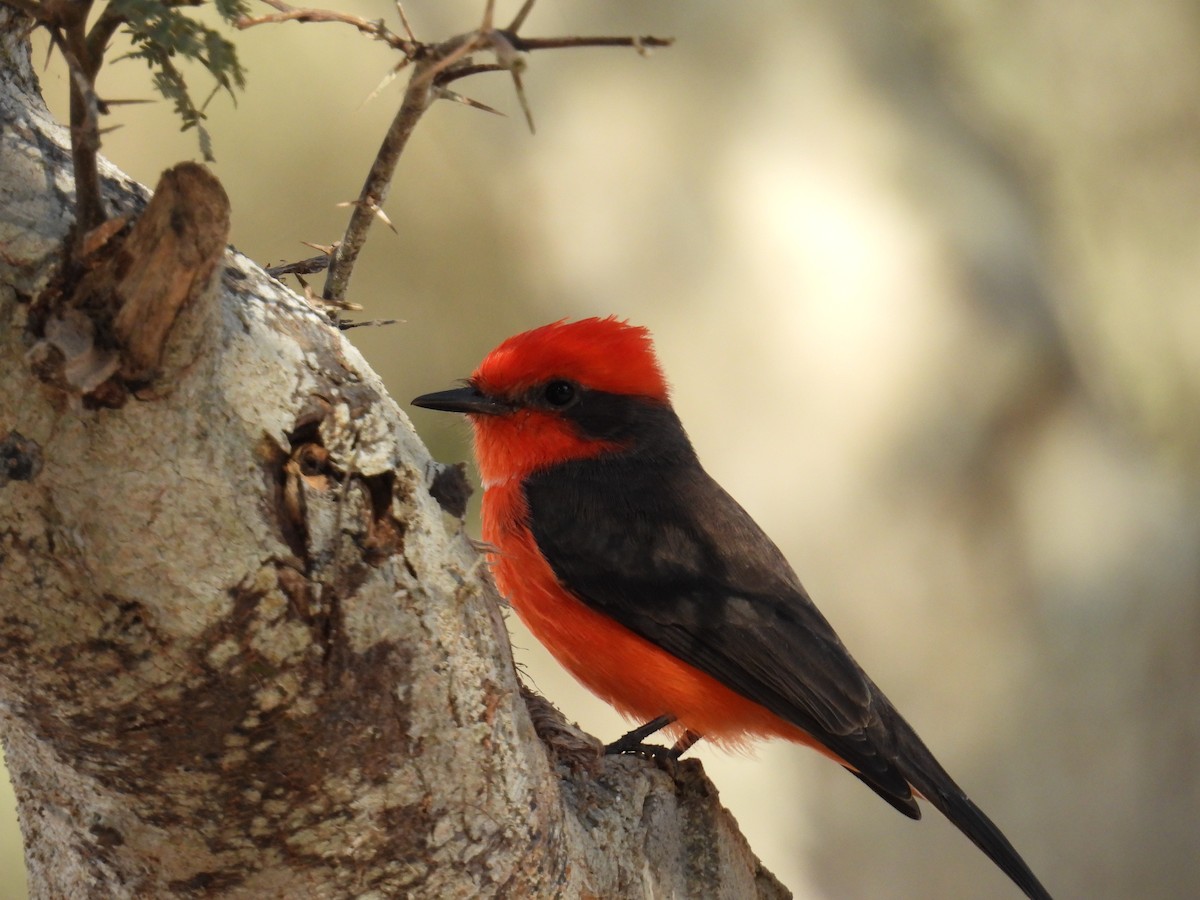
[8,1,1199,897]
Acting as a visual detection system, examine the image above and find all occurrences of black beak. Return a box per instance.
[411,386,509,416]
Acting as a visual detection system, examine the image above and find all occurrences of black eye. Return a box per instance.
[543,380,577,407]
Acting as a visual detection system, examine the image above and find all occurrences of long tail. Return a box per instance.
[888,711,1053,900]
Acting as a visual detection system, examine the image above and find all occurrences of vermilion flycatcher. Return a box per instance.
[413,316,1051,900]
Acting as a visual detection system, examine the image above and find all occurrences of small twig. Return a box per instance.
[236,0,418,55]
[99,97,154,107]
[338,318,401,331]
[266,254,332,279]
[62,42,107,252]
[321,42,465,304]
[237,0,672,306]
[85,5,129,72]
[437,62,506,86]
[320,23,498,306]
[505,34,674,52]
[17,0,123,260]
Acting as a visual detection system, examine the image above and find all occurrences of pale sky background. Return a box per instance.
[5,1,1200,897]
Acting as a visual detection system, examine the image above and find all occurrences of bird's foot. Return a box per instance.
[605,717,702,776]
[604,714,676,755]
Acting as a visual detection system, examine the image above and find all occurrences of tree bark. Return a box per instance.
[0,11,787,898]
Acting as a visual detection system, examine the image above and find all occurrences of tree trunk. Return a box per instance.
[0,12,787,898]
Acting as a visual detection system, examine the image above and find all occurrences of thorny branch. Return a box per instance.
[236,0,672,309]
[236,0,419,54]
[11,0,108,259]
[9,0,246,265]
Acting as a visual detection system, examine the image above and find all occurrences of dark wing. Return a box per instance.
[523,450,917,813]
[524,449,1054,900]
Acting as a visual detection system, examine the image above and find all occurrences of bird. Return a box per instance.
[412,316,1052,900]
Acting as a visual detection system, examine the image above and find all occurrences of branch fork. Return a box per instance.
[236,0,671,308]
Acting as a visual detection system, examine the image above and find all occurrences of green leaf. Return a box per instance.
[109,0,247,159]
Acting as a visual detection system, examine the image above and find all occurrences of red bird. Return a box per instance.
[413,316,1051,900]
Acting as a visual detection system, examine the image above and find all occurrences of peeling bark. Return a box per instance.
[0,11,787,899]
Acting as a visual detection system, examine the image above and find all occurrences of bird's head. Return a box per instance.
[412,317,672,485]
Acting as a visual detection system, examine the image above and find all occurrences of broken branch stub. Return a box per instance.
[112,163,230,383]
[28,161,230,404]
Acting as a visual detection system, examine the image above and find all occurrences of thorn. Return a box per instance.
[372,206,397,234]
[510,69,535,134]
[394,0,416,42]
[361,63,406,108]
[507,0,537,32]
[434,86,505,117]
[41,29,55,70]
[302,240,337,255]
[336,199,396,234]
[311,284,363,313]
[481,0,495,32]
[486,29,533,131]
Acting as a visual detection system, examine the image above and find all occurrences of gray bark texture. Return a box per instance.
[0,12,787,898]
